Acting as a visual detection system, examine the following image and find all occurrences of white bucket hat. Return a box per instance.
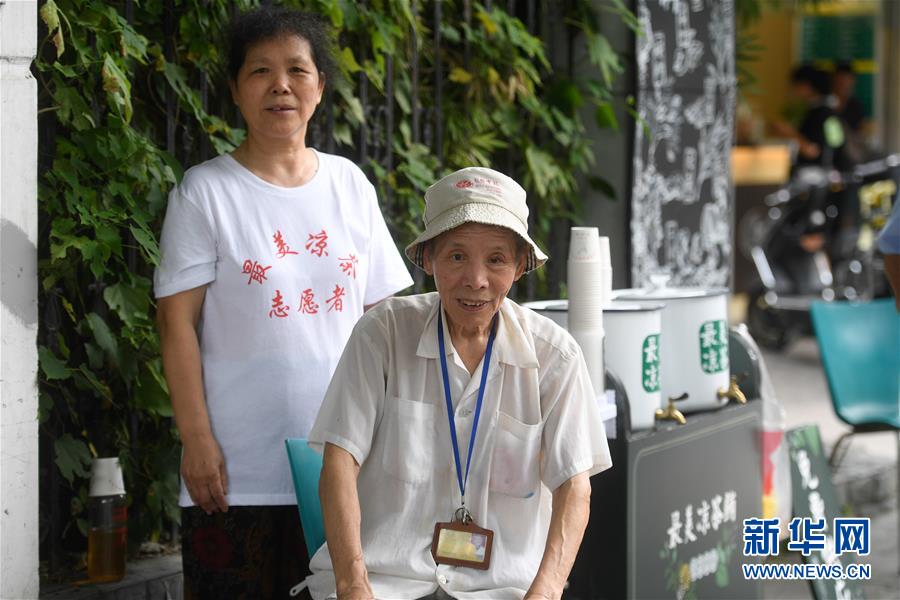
[405,167,549,273]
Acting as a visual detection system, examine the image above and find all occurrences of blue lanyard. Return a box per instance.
[437,307,497,507]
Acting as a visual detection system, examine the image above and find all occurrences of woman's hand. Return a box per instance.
[181,433,229,514]
[158,286,225,514]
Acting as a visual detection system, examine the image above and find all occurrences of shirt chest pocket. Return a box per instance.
[489,412,543,499]
[381,398,436,484]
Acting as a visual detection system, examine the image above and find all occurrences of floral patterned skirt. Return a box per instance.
[181,505,311,599]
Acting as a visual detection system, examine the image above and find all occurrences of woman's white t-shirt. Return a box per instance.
[154,150,413,506]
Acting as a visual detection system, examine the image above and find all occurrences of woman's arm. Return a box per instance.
[525,472,592,600]
[157,285,228,514]
[320,442,373,600]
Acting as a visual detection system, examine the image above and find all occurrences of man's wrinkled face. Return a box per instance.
[423,223,526,332]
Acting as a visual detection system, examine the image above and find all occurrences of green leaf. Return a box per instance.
[595,102,618,130]
[39,346,70,380]
[524,146,557,197]
[449,67,473,84]
[338,46,361,73]
[104,281,151,328]
[53,62,77,78]
[75,366,113,403]
[39,0,60,31]
[101,53,133,122]
[40,0,65,59]
[585,32,622,86]
[38,392,54,424]
[55,434,92,484]
[134,363,172,417]
[130,225,161,266]
[85,313,119,366]
[547,80,583,117]
[588,176,617,200]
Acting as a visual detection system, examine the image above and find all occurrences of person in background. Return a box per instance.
[306,167,612,600]
[773,65,851,172]
[831,62,865,135]
[154,6,412,598]
[830,62,868,165]
[878,199,900,310]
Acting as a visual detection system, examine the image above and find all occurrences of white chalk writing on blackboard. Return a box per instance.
[631,0,736,288]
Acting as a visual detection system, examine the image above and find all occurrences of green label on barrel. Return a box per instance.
[642,334,661,392]
[699,320,729,374]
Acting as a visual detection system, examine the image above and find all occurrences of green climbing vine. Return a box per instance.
[35,0,633,575]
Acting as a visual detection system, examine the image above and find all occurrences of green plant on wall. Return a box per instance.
[35,0,632,573]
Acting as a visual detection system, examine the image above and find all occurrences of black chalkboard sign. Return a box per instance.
[786,426,866,600]
[631,0,736,288]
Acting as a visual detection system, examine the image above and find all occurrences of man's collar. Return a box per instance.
[415,295,539,369]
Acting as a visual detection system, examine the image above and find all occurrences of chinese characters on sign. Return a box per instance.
[667,490,738,549]
[642,334,661,392]
[699,319,729,374]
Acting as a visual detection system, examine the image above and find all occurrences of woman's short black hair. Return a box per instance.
[227,5,336,85]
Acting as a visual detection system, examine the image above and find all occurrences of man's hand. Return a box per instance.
[321,443,371,600]
[335,581,374,600]
[524,589,560,600]
[527,472,591,600]
[181,434,228,514]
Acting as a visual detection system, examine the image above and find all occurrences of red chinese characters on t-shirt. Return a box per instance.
[338,254,358,279]
[273,230,299,258]
[299,288,320,315]
[305,229,329,257]
[269,289,290,318]
[242,260,271,285]
[326,284,345,313]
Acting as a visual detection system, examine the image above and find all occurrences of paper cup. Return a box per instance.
[572,328,605,398]
[90,457,125,497]
[568,227,601,262]
[598,236,611,269]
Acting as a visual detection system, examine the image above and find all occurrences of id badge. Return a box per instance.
[431,520,494,570]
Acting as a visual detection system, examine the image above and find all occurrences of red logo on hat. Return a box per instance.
[455,179,473,188]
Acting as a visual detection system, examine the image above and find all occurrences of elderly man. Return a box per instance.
[306,167,612,600]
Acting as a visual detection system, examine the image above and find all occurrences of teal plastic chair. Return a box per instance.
[811,299,900,574]
[810,299,900,465]
[285,438,326,557]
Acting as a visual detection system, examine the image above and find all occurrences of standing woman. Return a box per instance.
[154,6,412,598]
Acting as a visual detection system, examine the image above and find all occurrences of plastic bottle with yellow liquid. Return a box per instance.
[87,457,127,583]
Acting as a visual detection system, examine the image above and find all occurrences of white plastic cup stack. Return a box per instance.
[597,236,613,306]
[567,227,607,398]
[89,457,126,497]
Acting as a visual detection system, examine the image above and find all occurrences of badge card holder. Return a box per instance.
[431,511,494,570]
[431,310,497,571]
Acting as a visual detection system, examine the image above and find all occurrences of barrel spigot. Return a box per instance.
[717,376,746,405]
[655,393,688,425]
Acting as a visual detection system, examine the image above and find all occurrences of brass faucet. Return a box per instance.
[717,376,746,404]
[655,393,688,425]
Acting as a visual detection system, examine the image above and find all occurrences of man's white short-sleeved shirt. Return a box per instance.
[153,150,413,506]
[308,293,612,599]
